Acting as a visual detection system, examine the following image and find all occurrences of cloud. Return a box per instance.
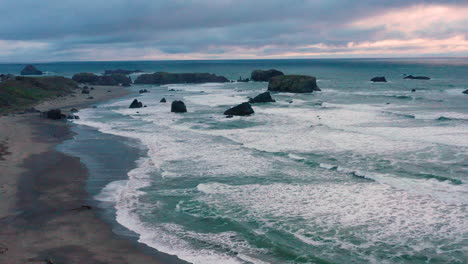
[0,0,467,62]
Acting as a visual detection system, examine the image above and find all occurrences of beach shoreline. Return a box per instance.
[0,85,186,264]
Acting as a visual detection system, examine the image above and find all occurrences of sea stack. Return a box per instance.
[251,69,284,82]
[249,91,276,103]
[129,99,143,108]
[268,75,320,93]
[21,65,43,75]
[171,100,187,113]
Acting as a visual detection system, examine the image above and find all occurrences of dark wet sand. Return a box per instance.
[0,86,187,264]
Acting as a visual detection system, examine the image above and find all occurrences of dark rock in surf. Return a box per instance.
[160,98,167,103]
[171,100,187,113]
[251,69,284,82]
[248,91,275,103]
[463,89,468,94]
[411,89,416,92]
[139,89,149,94]
[237,76,250,82]
[21,65,43,75]
[224,102,254,116]
[404,75,430,80]
[268,75,320,93]
[226,115,234,118]
[81,89,90,94]
[129,99,143,108]
[371,77,387,82]
[46,109,65,120]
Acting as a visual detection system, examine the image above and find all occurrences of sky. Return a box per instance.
[0,0,467,62]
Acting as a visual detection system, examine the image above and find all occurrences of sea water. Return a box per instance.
[7,59,466,263]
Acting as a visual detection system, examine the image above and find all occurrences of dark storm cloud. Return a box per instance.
[0,0,466,61]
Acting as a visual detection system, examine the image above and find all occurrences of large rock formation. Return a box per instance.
[224,102,254,116]
[104,69,142,75]
[249,91,275,103]
[129,99,143,108]
[251,69,284,82]
[21,65,43,75]
[371,77,387,82]
[268,75,320,93]
[171,100,187,113]
[72,73,131,86]
[404,75,430,80]
[134,72,229,85]
[463,89,468,94]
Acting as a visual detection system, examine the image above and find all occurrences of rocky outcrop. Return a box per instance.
[20,65,43,75]
[129,99,143,108]
[171,100,187,113]
[72,73,100,83]
[160,98,167,103]
[371,77,387,82]
[72,73,131,86]
[224,102,254,116]
[249,91,275,103]
[463,89,468,94]
[268,75,320,93]
[251,69,284,82]
[46,109,66,120]
[104,69,142,75]
[404,75,430,80]
[134,72,229,84]
[139,89,149,93]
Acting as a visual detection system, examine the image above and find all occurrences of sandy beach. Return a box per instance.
[0,85,185,264]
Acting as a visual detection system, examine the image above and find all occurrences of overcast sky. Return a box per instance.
[0,0,467,62]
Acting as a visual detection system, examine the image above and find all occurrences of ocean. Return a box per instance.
[4,58,467,263]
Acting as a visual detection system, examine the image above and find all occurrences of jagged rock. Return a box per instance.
[160,98,167,103]
[20,65,43,75]
[463,89,468,94]
[404,75,430,80]
[171,100,187,113]
[46,109,65,120]
[104,69,142,75]
[371,77,387,82]
[139,89,149,94]
[268,75,320,93]
[129,99,143,108]
[251,69,284,82]
[224,102,254,116]
[248,91,275,103]
[134,72,229,84]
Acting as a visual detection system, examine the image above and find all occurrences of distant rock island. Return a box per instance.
[21,65,43,75]
[268,75,320,93]
[134,72,229,84]
[251,69,284,82]
[72,72,132,86]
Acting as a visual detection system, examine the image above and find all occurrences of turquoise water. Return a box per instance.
[15,59,467,263]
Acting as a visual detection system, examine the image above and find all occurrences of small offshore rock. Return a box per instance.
[404,75,430,80]
[160,98,167,103]
[248,91,276,103]
[171,100,187,113]
[462,89,468,94]
[21,65,43,75]
[371,76,387,82]
[224,102,254,116]
[129,99,143,108]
